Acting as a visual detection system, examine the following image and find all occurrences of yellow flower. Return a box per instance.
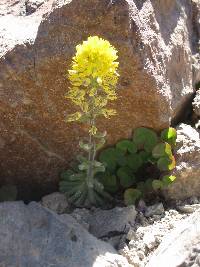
[66,36,119,123]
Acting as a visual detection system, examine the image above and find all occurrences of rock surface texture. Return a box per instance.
[71,205,137,238]
[164,123,200,200]
[0,201,130,267]
[0,0,200,191]
[147,209,200,267]
[193,90,200,117]
[41,191,69,214]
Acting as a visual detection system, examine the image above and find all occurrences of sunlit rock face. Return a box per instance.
[0,0,199,193]
[147,209,200,267]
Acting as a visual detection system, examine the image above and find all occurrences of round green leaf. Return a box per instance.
[161,127,177,147]
[152,142,172,158]
[99,148,118,171]
[139,151,151,163]
[133,127,158,152]
[115,149,127,166]
[162,175,176,187]
[117,166,135,188]
[100,174,119,193]
[157,155,176,171]
[124,188,142,206]
[127,154,143,172]
[116,140,137,154]
[137,182,146,194]
[152,179,163,190]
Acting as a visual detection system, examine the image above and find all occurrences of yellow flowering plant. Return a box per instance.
[59,36,119,207]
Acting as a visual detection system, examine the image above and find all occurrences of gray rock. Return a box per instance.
[164,123,200,200]
[71,206,137,238]
[41,192,69,214]
[193,90,200,117]
[145,203,165,218]
[25,0,45,15]
[69,208,91,231]
[137,199,147,213]
[0,201,130,267]
[177,204,200,213]
[147,209,200,267]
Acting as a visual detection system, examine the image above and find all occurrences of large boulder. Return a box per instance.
[164,123,200,200]
[0,201,130,267]
[147,209,200,267]
[0,0,199,195]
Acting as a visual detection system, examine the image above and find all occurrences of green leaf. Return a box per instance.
[99,148,118,171]
[152,179,163,190]
[112,148,126,167]
[60,170,74,181]
[117,166,135,188]
[157,155,176,171]
[92,161,105,174]
[94,131,107,139]
[144,178,154,191]
[76,155,88,163]
[78,114,91,123]
[162,175,176,187]
[93,160,104,168]
[137,181,145,193]
[99,148,126,170]
[133,127,158,152]
[161,127,177,147]
[139,151,151,163]
[116,140,137,154]
[127,154,143,172]
[100,173,119,193]
[152,142,172,158]
[79,141,93,152]
[95,139,106,150]
[68,173,85,182]
[78,161,89,171]
[124,188,142,206]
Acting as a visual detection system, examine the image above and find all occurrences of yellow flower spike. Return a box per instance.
[66,35,119,141]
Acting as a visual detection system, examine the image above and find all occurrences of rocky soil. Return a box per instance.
[1,193,200,267]
[39,192,200,267]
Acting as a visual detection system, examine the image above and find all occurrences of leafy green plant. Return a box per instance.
[98,127,177,205]
[59,36,119,207]
[124,188,142,206]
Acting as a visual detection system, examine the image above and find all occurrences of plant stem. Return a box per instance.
[86,106,96,202]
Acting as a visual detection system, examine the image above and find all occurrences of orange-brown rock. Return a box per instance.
[0,0,199,198]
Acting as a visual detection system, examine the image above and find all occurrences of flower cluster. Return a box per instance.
[66,36,119,123]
